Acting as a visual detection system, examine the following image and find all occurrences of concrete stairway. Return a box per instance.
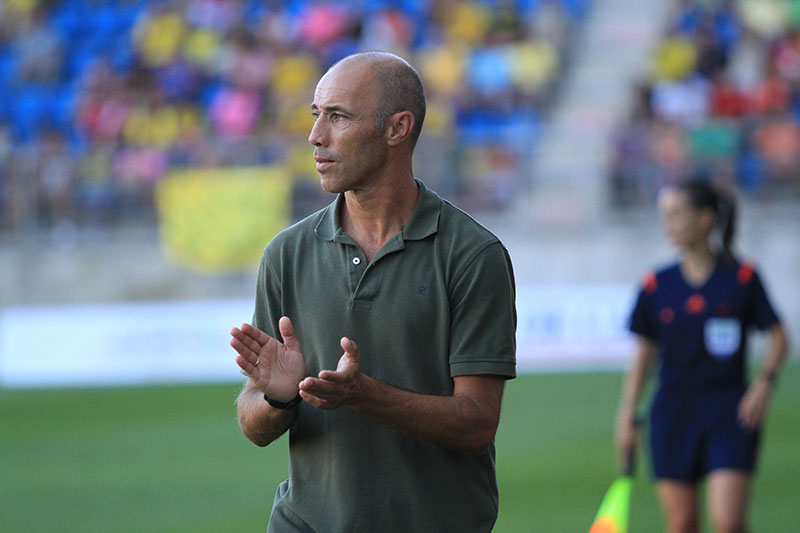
[514,0,669,228]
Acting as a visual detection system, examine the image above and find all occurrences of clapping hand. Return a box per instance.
[230,317,307,402]
[299,337,363,410]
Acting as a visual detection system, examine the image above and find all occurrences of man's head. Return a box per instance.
[362,53,426,148]
[308,52,426,194]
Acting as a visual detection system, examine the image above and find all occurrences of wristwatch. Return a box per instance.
[264,393,302,409]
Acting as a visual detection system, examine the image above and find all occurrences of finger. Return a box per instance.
[240,323,272,346]
[299,389,336,410]
[318,368,350,382]
[235,354,259,378]
[230,329,264,357]
[230,337,259,364]
[300,378,351,407]
[279,317,300,350]
[300,376,340,397]
[340,337,360,361]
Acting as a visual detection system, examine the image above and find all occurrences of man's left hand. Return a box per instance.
[299,337,364,410]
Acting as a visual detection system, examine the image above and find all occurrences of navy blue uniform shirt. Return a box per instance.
[630,259,780,393]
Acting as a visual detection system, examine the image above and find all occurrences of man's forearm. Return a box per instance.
[348,375,502,456]
[237,384,295,447]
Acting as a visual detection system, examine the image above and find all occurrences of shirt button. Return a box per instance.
[352,257,361,265]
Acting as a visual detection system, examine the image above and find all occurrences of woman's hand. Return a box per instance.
[615,410,638,473]
[738,377,773,430]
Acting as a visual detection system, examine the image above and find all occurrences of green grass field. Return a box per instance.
[1,365,797,532]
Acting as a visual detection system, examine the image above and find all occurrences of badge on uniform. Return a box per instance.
[704,318,742,359]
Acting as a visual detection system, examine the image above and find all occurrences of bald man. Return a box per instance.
[230,52,517,532]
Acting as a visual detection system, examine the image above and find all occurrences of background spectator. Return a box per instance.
[610,0,800,205]
[0,0,588,236]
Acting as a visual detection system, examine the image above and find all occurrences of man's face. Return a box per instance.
[308,64,389,194]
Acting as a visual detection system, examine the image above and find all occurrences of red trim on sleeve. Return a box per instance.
[738,263,754,285]
[643,272,657,293]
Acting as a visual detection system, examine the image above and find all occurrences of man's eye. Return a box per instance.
[311,112,320,120]
[331,113,342,120]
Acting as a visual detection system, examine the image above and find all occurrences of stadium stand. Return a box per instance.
[610,0,800,206]
[0,0,590,235]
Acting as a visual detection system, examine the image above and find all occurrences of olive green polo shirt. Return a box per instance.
[253,179,516,532]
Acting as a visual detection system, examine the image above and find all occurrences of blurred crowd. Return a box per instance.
[611,0,800,206]
[0,0,588,236]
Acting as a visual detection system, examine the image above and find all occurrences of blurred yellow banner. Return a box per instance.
[156,167,291,273]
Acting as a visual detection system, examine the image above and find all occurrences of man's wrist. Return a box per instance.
[346,373,375,411]
[264,393,303,409]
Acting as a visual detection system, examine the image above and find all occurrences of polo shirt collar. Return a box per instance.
[314,178,440,242]
[403,178,440,241]
[314,194,344,242]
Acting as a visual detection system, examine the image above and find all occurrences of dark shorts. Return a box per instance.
[649,387,761,482]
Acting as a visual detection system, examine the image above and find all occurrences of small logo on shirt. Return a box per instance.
[418,285,427,295]
[659,307,675,324]
[685,294,706,314]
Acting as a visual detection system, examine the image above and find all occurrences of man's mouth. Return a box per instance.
[314,154,336,171]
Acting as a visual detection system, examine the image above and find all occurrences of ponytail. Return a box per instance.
[677,178,737,263]
[714,190,736,263]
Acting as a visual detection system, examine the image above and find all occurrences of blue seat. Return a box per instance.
[49,83,77,132]
[10,86,48,141]
[65,43,98,80]
[0,49,15,90]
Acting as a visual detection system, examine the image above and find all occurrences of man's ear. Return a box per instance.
[385,111,414,146]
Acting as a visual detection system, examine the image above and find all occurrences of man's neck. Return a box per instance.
[341,172,419,262]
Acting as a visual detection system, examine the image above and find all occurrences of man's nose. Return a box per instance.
[308,118,327,147]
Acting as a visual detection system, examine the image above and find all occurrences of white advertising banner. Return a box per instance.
[515,284,636,371]
[0,299,254,388]
[0,284,638,388]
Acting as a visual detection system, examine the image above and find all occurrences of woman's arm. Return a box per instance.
[615,337,657,468]
[738,324,789,429]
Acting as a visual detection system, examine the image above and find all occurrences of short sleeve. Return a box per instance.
[629,288,659,341]
[746,269,780,330]
[252,248,283,340]
[448,242,517,379]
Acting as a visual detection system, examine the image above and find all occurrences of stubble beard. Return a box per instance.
[318,142,388,195]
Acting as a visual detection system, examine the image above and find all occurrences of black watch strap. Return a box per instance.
[264,393,302,410]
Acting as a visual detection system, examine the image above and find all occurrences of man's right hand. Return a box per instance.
[230,317,307,403]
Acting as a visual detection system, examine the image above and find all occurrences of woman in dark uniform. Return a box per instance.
[615,179,788,533]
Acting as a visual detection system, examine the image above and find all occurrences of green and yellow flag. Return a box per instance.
[589,475,633,533]
[156,166,291,273]
[590,445,637,533]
